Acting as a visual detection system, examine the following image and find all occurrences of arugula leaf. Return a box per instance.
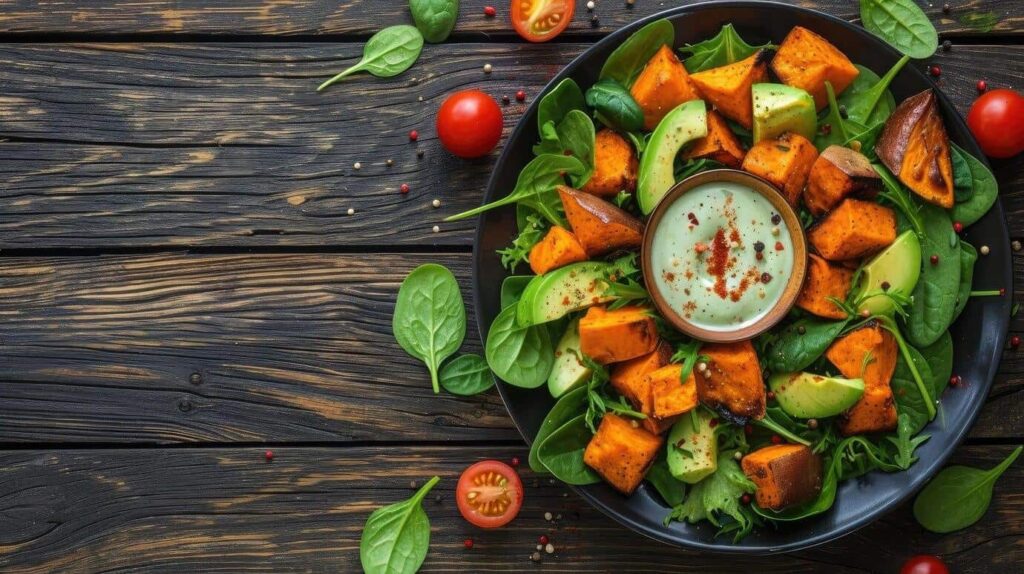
[679,24,772,73]
[886,413,930,469]
[496,213,547,271]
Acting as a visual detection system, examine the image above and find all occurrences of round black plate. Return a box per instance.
[472,0,1012,553]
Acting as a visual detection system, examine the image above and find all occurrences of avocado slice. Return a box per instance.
[666,409,718,484]
[516,261,615,326]
[769,372,865,419]
[637,100,708,214]
[852,230,922,315]
[547,318,592,398]
[752,83,817,143]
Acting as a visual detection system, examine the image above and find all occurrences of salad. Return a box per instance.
[446,19,1000,540]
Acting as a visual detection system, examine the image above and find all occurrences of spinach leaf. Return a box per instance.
[859,0,938,59]
[913,446,1022,533]
[528,385,588,472]
[544,110,596,187]
[950,143,999,227]
[537,78,587,135]
[666,452,758,541]
[485,304,554,389]
[646,458,686,506]
[497,212,547,271]
[920,331,954,400]
[815,81,858,151]
[393,264,466,393]
[360,475,439,574]
[536,414,601,485]
[766,317,849,373]
[950,145,975,202]
[585,79,644,132]
[890,343,935,434]
[599,18,674,86]
[838,56,908,127]
[318,25,424,90]
[445,153,585,224]
[500,275,534,309]
[409,0,459,43]
[679,24,771,73]
[953,241,978,322]
[905,201,961,348]
[439,354,494,396]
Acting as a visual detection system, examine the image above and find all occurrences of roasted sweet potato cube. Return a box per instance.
[826,322,898,435]
[741,444,823,510]
[528,226,588,275]
[696,340,766,419]
[838,387,898,435]
[583,413,664,495]
[581,129,639,197]
[681,110,746,168]
[630,45,703,131]
[689,50,771,129]
[770,26,860,110]
[579,305,658,365]
[740,132,819,205]
[876,90,955,208]
[805,145,882,216]
[559,186,644,257]
[610,342,672,408]
[795,254,854,319]
[644,365,698,434]
[808,198,896,261]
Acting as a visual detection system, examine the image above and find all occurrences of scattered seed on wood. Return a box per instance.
[353,162,361,170]
[544,512,553,521]
[347,208,355,215]
[545,543,555,554]
[432,225,440,233]
[432,199,441,208]
[1012,240,1021,252]
[483,63,493,74]
[981,245,991,255]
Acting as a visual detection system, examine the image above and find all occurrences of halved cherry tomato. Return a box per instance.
[900,555,949,574]
[456,460,523,528]
[511,0,575,43]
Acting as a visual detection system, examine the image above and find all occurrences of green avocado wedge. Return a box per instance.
[769,372,865,419]
[637,100,708,214]
[752,83,817,143]
[547,318,592,398]
[852,229,922,315]
[516,261,616,326]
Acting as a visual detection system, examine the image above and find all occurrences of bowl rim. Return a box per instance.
[472,0,1012,554]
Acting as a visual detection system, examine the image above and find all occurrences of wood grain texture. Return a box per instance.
[0,0,1019,37]
[0,43,1021,248]
[0,250,1021,444]
[0,445,1019,573]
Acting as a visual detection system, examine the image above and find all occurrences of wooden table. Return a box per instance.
[0,1,1022,571]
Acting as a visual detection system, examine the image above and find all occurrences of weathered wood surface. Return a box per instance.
[1,43,1022,248]
[0,251,1021,444]
[0,445,1019,573]
[0,0,1019,37]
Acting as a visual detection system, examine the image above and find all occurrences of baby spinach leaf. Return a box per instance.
[950,143,999,227]
[646,458,686,506]
[667,453,758,541]
[550,110,596,187]
[529,385,588,472]
[485,304,554,389]
[599,18,675,86]
[500,275,533,309]
[393,264,466,394]
[859,0,938,59]
[439,354,494,396]
[680,24,772,73]
[318,25,424,90]
[953,241,978,322]
[409,0,459,43]
[585,79,645,132]
[814,82,855,151]
[537,78,587,136]
[920,330,954,401]
[950,145,975,202]
[906,201,961,348]
[536,413,601,485]
[838,56,908,127]
[890,344,935,434]
[766,317,849,373]
[913,446,1022,533]
[360,475,439,574]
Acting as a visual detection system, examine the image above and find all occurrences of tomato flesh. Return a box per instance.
[456,460,523,528]
[436,90,503,159]
[511,0,575,43]
[900,555,949,574]
[967,88,1024,159]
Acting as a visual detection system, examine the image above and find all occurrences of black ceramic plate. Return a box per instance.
[473,1,1012,553]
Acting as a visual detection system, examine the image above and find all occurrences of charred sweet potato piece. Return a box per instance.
[690,50,771,130]
[610,342,672,408]
[740,132,819,205]
[808,198,896,261]
[804,145,882,216]
[581,129,639,197]
[681,110,746,168]
[528,226,588,275]
[839,388,898,435]
[741,444,823,510]
[826,323,898,435]
[579,305,659,365]
[876,90,954,208]
[795,254,854,320]
[559,186,644,257]
[770,26,859,110]
[640,364,698,434]
[584,413,664,495]
[697,340,766,420]
[630,45,703,131]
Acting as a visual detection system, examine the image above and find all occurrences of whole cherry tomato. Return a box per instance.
[967,88,1024,158]
[455,460,523,528]
[511,0,575,43]
[436,90,503,159]
[900,555,950,574]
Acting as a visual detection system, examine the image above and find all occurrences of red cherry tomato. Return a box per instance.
[967,88,1024,158]
[511,0,575,43]
[436,90,503,159]
[900,555,950,574]
[456,460,523,528]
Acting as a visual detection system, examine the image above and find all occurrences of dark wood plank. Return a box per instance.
[0,445,1019,572]
[1,43,1021,248]
[0,0,1019,37]
[1,251,1022,444]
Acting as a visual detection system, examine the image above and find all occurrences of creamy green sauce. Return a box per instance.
[649,181,794,331]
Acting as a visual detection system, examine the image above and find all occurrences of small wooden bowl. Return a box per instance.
[641,169,807,343]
